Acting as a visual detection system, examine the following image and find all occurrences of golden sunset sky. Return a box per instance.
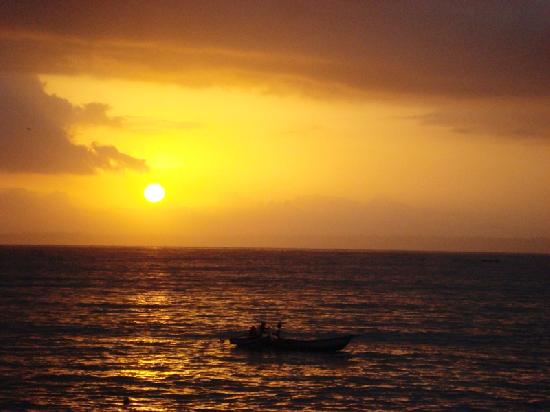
[1,1,549,251]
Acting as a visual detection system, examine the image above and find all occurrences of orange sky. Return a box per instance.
[1,1,549,252]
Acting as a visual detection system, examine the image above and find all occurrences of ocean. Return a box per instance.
[0,246,548,411]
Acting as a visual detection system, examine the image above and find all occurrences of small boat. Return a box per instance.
[229,334,355,352]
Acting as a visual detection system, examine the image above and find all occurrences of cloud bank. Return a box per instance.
[417,102,550,140]
[1,1,548,141]
[0,74,147,173]
[1,1,548,99]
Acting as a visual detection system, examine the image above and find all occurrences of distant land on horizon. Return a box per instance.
[2,233,549,254]
[2,193,549,254]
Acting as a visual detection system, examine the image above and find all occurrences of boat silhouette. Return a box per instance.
[229,334,355,352]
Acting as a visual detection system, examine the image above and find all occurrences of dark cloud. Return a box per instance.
[90,143,149,171]
[0,188,77,232]
[0,1,548,99]
[73,102,123,127]
[1,2,548,141]
[0,74,147,173]
[417,102,550,139]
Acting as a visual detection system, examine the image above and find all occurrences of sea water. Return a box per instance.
[0,246,548,410]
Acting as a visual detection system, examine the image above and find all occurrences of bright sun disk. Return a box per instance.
[144,183,165,203]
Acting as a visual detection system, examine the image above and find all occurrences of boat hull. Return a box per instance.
[229,335,355,352]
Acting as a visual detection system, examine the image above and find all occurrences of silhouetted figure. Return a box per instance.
[249,325,257,337]
[123,396,130,407]
[259,321,267,337]
[275,321,283,338]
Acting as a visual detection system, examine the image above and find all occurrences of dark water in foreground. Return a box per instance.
[0,246,549,411]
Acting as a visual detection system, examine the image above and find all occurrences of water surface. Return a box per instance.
[1,246,548,410]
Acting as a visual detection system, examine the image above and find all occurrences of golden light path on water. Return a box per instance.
[0,247,548,410]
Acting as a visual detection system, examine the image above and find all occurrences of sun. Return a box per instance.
[144,183,165,203]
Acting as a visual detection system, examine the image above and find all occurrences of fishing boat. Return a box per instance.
[229,334,355,352]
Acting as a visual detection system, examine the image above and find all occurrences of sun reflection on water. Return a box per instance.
[0,247,548,410]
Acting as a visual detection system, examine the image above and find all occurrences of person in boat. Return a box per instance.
[275,321,283,339]
[258,321,267,337]
[249,325,257,337]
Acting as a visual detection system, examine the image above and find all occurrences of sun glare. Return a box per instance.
[144,183,165,203]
